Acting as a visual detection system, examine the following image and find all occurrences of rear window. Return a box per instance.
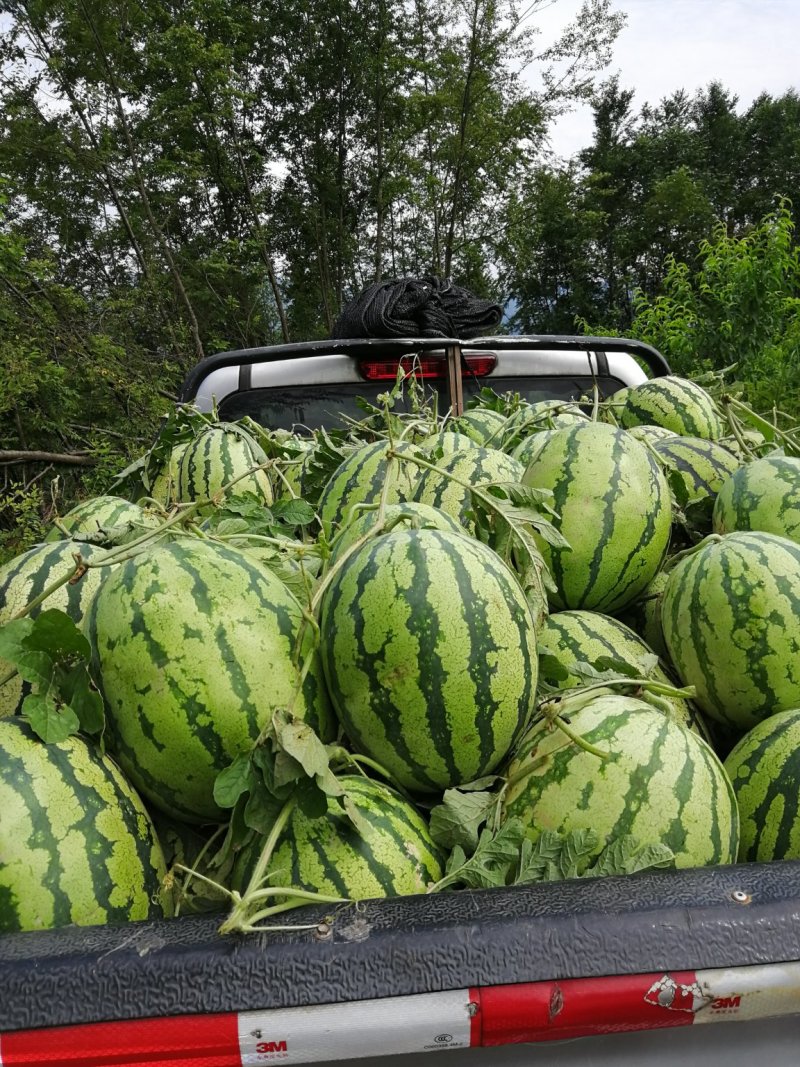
[218,376,627,433]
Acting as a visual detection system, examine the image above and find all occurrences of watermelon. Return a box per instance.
[0,541,116,718]
[723,709,800,862]
[328,502,463,566]
[452,408,507,446]
[618,377,724,440]
[45,496,160,544]
[86,538,334,822]
[421,431,480,455]
[147,441,189,506]
[522,423,671,612]
[317,440,418,536]
[177,424,272,513]
[511,428,558,468]
[504,401,587,447]
[662,532,800,731]
[0,718,171,932]
[617,571,670,661]
[713,456,800,544]
[538,610,709,737]
[320,528,538,793]
[718,430,767,460]
[234,776,444,901]
[275,442,318,504]
[652,436,741,514]
[625,425,676,445]
[503,694,739,868]
[412,446,525,533]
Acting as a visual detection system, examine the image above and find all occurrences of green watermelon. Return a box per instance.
[662,532,800,731]
[317,440,419,536]
[538,610,709,737]
[718,430,767,460]
[522,423,671,612]
[412,446,525,533]
[452,408,507,446]
[625,425,677,445]
[421,430,480,455]
[328,502,463,566]
[320,528,538,793]
[713,456,800,544]
[503,694,739,868]
[0,718,171,932]
[503,401,588,448]
[235,776,444,901]
[511,428,558,468]
[652,436,741,515]
[86,538,334,822]
[147,441,189,506]
[177,424,272,513]
[618,377,723,440]
[724,709,800,862]
[0,541,115,717]
[45,496,160,544]
[275,442,318,504]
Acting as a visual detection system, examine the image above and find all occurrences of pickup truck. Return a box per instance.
[2,335,800,1067]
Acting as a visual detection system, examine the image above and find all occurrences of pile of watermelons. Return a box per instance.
[3,371,800,935]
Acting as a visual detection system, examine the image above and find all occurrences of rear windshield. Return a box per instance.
[218,375,627,434]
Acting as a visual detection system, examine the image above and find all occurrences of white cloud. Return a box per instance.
[527,0,800,157]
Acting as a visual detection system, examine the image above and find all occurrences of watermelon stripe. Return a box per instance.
[713,456,800,543]
[619,378,723,440]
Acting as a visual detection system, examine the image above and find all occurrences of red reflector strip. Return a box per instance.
[2,962,800,1065]
[358,353,496,381]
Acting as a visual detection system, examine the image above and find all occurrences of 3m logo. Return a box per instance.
[255,1039,289,1055]
[711,996,742,1013]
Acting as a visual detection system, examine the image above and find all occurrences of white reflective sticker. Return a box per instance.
[237,989,473,1065]
[694,961,800,1024]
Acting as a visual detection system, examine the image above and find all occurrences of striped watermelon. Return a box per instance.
[625,425,676,446]
[718,430,767,460]
[317,440,418,536]
[452,408,507,446]
[412,447,525,532]
[522,423,671,612]
[0,717,171,932]
[504,401,587,445]
[177,424,272,513]
[86,539,334,823]
[662,532,800,731]
[275,442,317,504]
[511,428,558,468]
[329,502,463,566]
[652,436,741,514]
[45,496,160,544]
[320,528,538,793]
[617,570,670,661]
[538,610,709,737]
[147,442,189,506]
[421,431,480,455]
[235,776,444,901]
[723,709,800,861]
[0,542,115,718]
[618,377,724,440]
[503,694,739,868]
[713,456,800,544]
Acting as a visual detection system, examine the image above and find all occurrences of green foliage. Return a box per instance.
[626,203,800,412]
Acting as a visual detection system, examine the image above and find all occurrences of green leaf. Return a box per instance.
[593,654,660,680]
[515,828,599,883]
[429,819,526,892]
[272,711,329,776]
[271,499,316,526]
[429,788,499,852]
[588,836,675,877]
[295,777,329,819]
[24,609,91,659]
[272,749,305,789]
[213,753,252,809]
[243,778,284,835]
[23,692,80,743]
[341,791,375,838]
[0,618,35,662]
[60,665,105,735]
[537,652,571,683]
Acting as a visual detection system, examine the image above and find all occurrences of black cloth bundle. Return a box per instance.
[331,276,502,340]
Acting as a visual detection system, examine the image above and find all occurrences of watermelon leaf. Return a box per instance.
[271,499,316,527]
[428,819,526,892]
[243,780,283,836]
[213,753,252,809]
[24,608,92,659]
[22,692,80,744]
[295,778,330,819]
[429,788,499,852]
[60,665,105,736]
[589,836,675,877]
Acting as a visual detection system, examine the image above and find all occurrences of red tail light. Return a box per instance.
[358,354,496,381]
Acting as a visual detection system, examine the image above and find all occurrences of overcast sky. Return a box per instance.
[533,0,800,158]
